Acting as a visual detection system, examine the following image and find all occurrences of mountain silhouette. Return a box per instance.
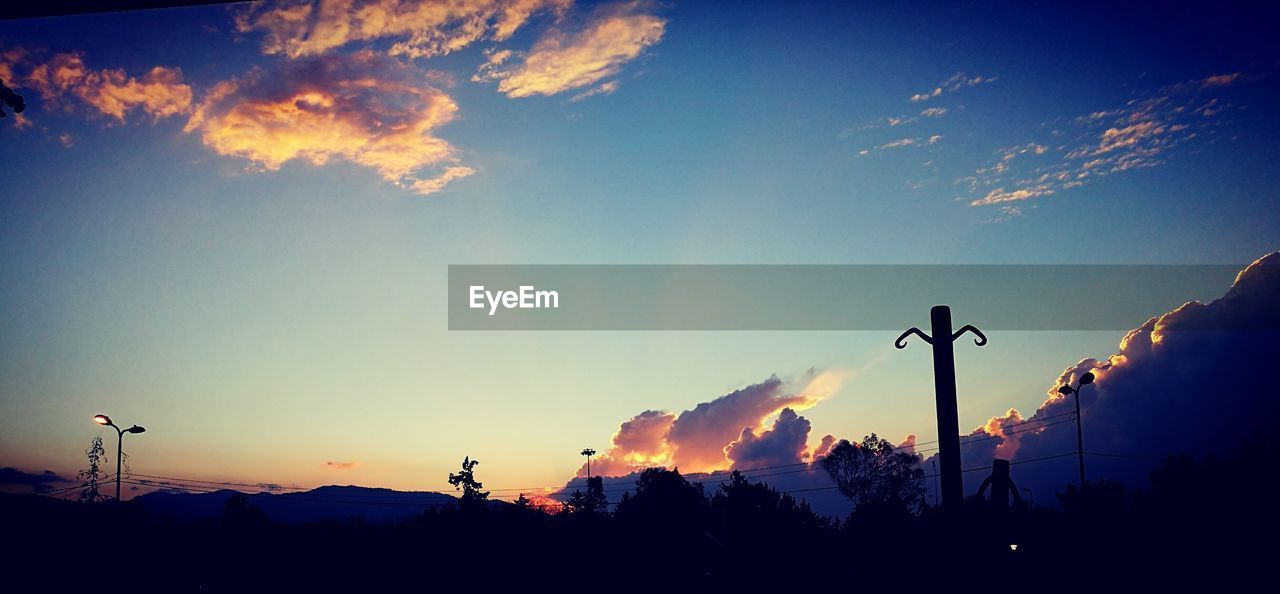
[134,484,458,524]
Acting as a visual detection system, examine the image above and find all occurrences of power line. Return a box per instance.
[908,410,1078,449]
[1086,451,1166,461]
[126,472,308,491]
[38,474,116,498]
[41,482,91,496]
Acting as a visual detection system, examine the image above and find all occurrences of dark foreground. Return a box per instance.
[6,452,1270,592]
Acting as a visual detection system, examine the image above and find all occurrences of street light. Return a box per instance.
[1057,371,1094,489]
[92,414,145,501]
[581,448,597,478]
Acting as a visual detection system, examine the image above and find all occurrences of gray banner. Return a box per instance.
[448,265,1251,331]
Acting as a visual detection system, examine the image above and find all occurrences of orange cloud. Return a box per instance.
[183,52,472,195]
[812,434,837,461]
[577,409,675,478]
[580,369,848,477]
[667,374,824,472]
[977,408,1025,459]
[478,1,665,98]
[1,49,191,123]
[325,461,357,469]
[236,0,570,59]
[0,47,24,83]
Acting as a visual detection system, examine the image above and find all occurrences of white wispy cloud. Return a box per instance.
[961,73,1244,210]
[856,134,941,157]
[910,72,995,102]
[569,79,619,102]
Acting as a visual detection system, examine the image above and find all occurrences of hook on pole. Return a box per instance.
[894,327,933,349]
[951,324,988,346]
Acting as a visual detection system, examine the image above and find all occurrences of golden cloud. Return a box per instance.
[2,49,191,123]
[480,1,665,98]
[183,52,472,195]
[236,0,570,59]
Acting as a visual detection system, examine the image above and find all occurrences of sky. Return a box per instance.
[1,1,1278,501]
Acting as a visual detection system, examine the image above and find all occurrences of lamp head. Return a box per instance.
[1057,385,1074,395]
[125,425,146,434]
[93,414,113,426]
[581,448,596,457]
[1079,372,1095,386]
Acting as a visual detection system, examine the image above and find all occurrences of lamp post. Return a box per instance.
[92,414,145,501]
[581,448,596,478]
[1056,372,1094,488]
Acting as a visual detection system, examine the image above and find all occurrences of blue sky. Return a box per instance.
[1,1,1277,495]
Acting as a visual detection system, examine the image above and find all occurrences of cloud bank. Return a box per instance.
[0,468,73,493]
[725,408,814,471]
[577,369,846,478]
[555,254,1279,516]
[922,252,1280,500]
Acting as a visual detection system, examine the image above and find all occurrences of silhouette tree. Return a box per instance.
[711,469,827,536]
[1056,478,1127,517]
[563,476,608,517]
[447,456,490,513]
[77,436,108,503]
[614,467,706,533]
[0,79,24,120]
[821,434,925,518]
[221,493,268,529]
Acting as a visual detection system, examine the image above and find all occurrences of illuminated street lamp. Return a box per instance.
[92,414,145,501]
[1056,372,1094,488]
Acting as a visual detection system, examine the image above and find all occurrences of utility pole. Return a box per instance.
[1057,372,1094,488]
[896,305,987,511]
[581,448,596,478]
[931,460,939,506]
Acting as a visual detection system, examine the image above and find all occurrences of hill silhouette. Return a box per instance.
[133,484,459,524]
